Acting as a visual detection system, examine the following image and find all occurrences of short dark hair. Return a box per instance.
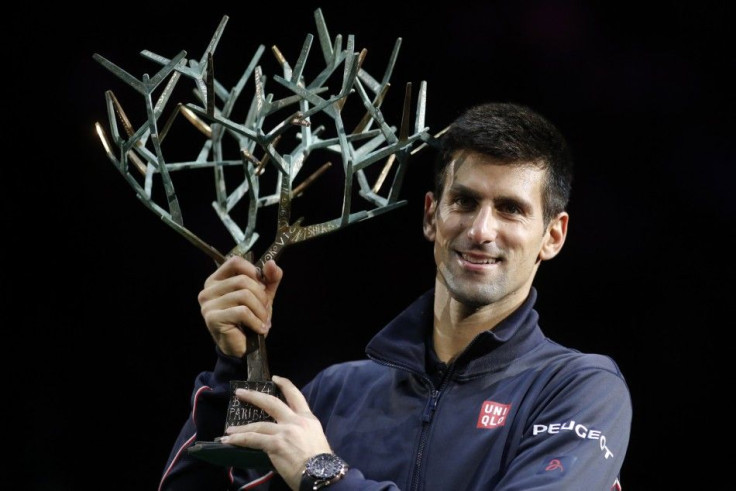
[435,102,574,223]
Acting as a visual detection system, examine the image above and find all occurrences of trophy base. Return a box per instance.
[187,441,273,469]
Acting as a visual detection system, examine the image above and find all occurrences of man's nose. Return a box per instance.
[467,206,497,243]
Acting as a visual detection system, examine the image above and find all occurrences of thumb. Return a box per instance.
[261,260,284,306]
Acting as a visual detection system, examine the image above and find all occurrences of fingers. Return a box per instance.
[232,375,305,422]
[199,287,270,339]
[261,260,283,309]
[261,259,283,285]
[220,376,332,488]
[208,255,262,282]
[201,257,264,302]
[202,257,283,323]
[271,375,311,414]
[220,424,278,451]
[198,256,283,356]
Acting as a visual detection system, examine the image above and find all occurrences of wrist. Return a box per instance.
[300,453,348,491]
[213,347,248,383]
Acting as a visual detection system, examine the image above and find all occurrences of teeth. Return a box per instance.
[461,253,495,264]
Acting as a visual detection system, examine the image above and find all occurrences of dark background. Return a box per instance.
[8,1,733,489]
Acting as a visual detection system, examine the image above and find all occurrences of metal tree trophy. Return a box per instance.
[93,8,438,468]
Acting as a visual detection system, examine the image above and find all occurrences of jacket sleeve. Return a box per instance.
[158,348,277,491]
[495,355,632,491]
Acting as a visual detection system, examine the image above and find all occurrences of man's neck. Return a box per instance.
[432,281,527,363]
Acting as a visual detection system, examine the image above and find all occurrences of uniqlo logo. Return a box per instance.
[476,401,511,429]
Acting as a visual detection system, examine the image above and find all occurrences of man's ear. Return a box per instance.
[539,212,568,261]
[423,192,438,241]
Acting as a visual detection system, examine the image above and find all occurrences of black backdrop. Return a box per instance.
[9,1,733,489]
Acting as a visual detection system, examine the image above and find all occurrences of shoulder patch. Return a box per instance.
[537,456,577,476]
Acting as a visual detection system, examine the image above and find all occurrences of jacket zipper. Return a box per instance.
[366,354,455,491]
[421,388,440,422]
[411,367,453,491]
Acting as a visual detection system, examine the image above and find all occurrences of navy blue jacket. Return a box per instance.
[160,287,632,490]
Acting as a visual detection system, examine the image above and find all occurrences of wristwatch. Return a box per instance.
[300,452,348,490]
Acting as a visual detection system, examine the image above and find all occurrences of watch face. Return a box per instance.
[307,453,344,479]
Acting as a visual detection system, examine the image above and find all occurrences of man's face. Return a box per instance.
[423,150,567,309]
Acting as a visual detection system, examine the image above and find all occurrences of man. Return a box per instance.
[160,102,632,490]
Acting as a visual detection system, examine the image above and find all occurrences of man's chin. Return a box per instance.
[447,285,497,309]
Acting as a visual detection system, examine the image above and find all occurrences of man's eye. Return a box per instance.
[499,203,523,215]
[452,196,474,207]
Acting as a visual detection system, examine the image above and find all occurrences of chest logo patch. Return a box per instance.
[476,400,511,429]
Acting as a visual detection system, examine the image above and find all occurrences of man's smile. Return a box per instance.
[456,251,501,270]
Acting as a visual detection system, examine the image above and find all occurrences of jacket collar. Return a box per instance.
[365,287,545,377]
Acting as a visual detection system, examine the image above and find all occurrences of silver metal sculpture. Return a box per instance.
[93,8,440,431]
